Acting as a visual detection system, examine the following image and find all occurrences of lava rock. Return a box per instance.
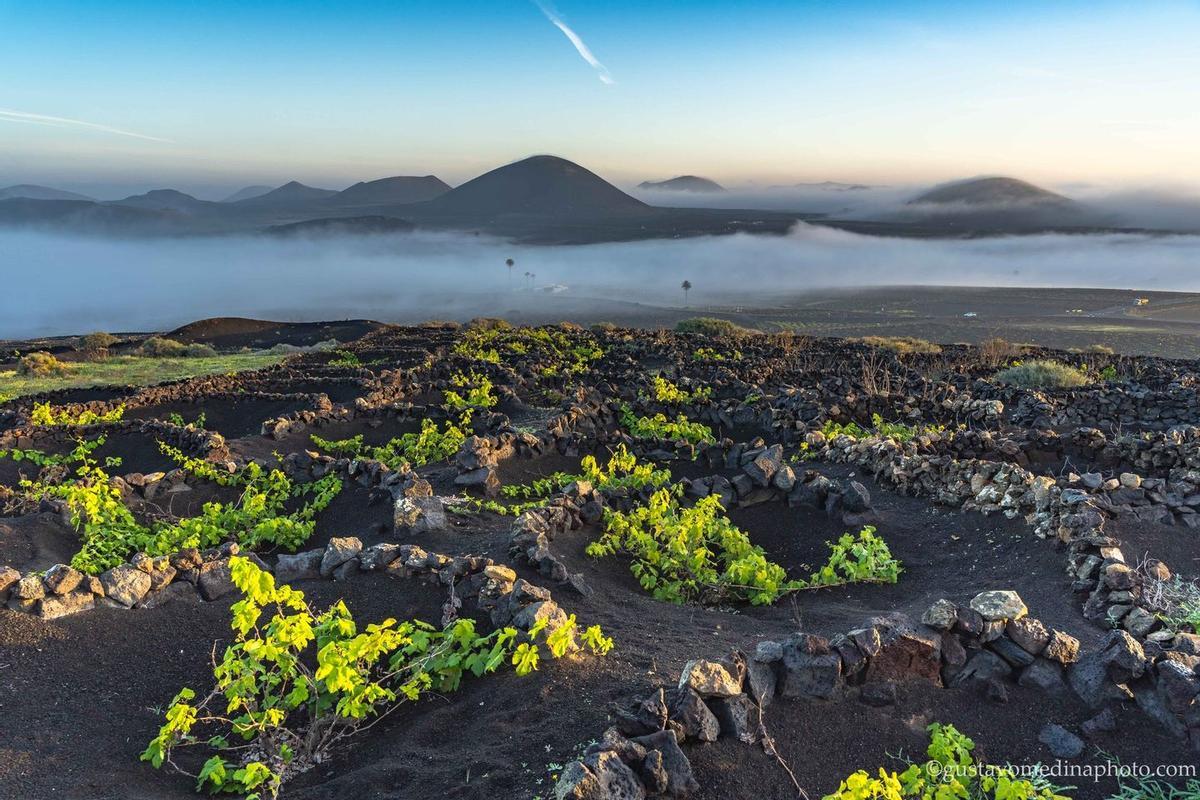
[276,550,323,582]
[678,659,743,698]
[100,565,152,607]
[969,590,1028,622]
[320,536,363,577]
[1038,723,1084,759]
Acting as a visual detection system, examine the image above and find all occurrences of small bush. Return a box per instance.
[18,351,69,377]
[978,336,1021,366]
[995,359,1091,389]
[138,337,218,358]
[466,317,511,331]
[855,335,941,355]
[674,317,751,337]
[77,332,119,358]
[590,321,618,333]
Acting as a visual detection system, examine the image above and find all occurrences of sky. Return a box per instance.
[1,0,1199,199]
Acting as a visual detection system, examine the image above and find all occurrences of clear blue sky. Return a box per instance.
[2,0,1198,198]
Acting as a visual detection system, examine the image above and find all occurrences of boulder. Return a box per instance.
[969,590,1027,622]
[1038,723,1084,759]
[921,599,958,631]
[779,634,842,699]
[630,730,698,798]
[744,445,783,487]
[990,636,1036,668]
[393,496,447,533]
[320,537,363,577]
[1043,630,1081,664]
[1005,617,1050,656]
[42,564,84,595]
[276,550,323,583]
[616,688,669,737]
[100,565,152,607]
[665,687,720,742]
[585,727,647,765]
[0,566,20,597]
[678,659,742,699]
[707,693,760,744]
[950,650,1011,688]
[1069,630,1146,707]
[197,558,236,601]
[841,480,871,513]
[1018,658,1066,694]
[743,657,777,708]
[37,589,94,619]
[862,618,942,686]
[358,543,403,571]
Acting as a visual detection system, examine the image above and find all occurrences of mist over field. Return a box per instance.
[5,224,1200,339]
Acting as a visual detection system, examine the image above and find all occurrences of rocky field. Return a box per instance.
[1,319,1199,800]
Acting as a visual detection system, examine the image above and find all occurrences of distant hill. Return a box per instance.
[331,176,450,206]
[233,180,338,209]
[0,184,94,202]
[637,175,725,193]
[263,215,415,237]
[423,155,649,219]
[911,177,1070,207]
[111,189,218,214]
[776,181,874,192]
[221,185,274,203]
[0,198,180,233]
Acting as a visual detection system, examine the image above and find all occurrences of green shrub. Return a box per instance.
[20,442,341,574]
[588,489,901,606]
[619,404,715,446]
[466,317,512,331]
[18,351,69,377]
[674,317,750,337]
[77,332,119,357]
[30,402,125,426]
[141,556,612,798]
[995,360,1091,389]
[823,722,1068,800]
[645,375,712,405]
[443,371,498,411]
[139,337,218,358]
[327,349,362,368]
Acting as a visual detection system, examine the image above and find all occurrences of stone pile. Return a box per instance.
[555,590,1154,799]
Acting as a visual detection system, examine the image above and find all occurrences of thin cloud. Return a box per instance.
[532,1,614,85]
[0,108,171,142]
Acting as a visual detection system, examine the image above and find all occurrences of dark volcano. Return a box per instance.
[422,155,649,219]
[637,175,726,193]
[331,176,450,207]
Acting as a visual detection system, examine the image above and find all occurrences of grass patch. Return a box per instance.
[995,359,1091,389]
[0,352,291,401]
[854,335,942,355]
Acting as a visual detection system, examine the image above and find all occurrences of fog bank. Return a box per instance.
[4,224,1200,338]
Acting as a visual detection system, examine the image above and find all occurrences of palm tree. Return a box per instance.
[524,271,531,290]
[681,280,692,307]
[505,258,515,290]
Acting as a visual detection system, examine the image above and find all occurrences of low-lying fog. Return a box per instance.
[5,224,1200,339]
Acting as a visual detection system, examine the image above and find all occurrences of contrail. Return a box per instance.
[0,108,171,142]
[532,1,614,85]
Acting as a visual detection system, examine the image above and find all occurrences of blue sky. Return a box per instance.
[2,0,1198,198]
